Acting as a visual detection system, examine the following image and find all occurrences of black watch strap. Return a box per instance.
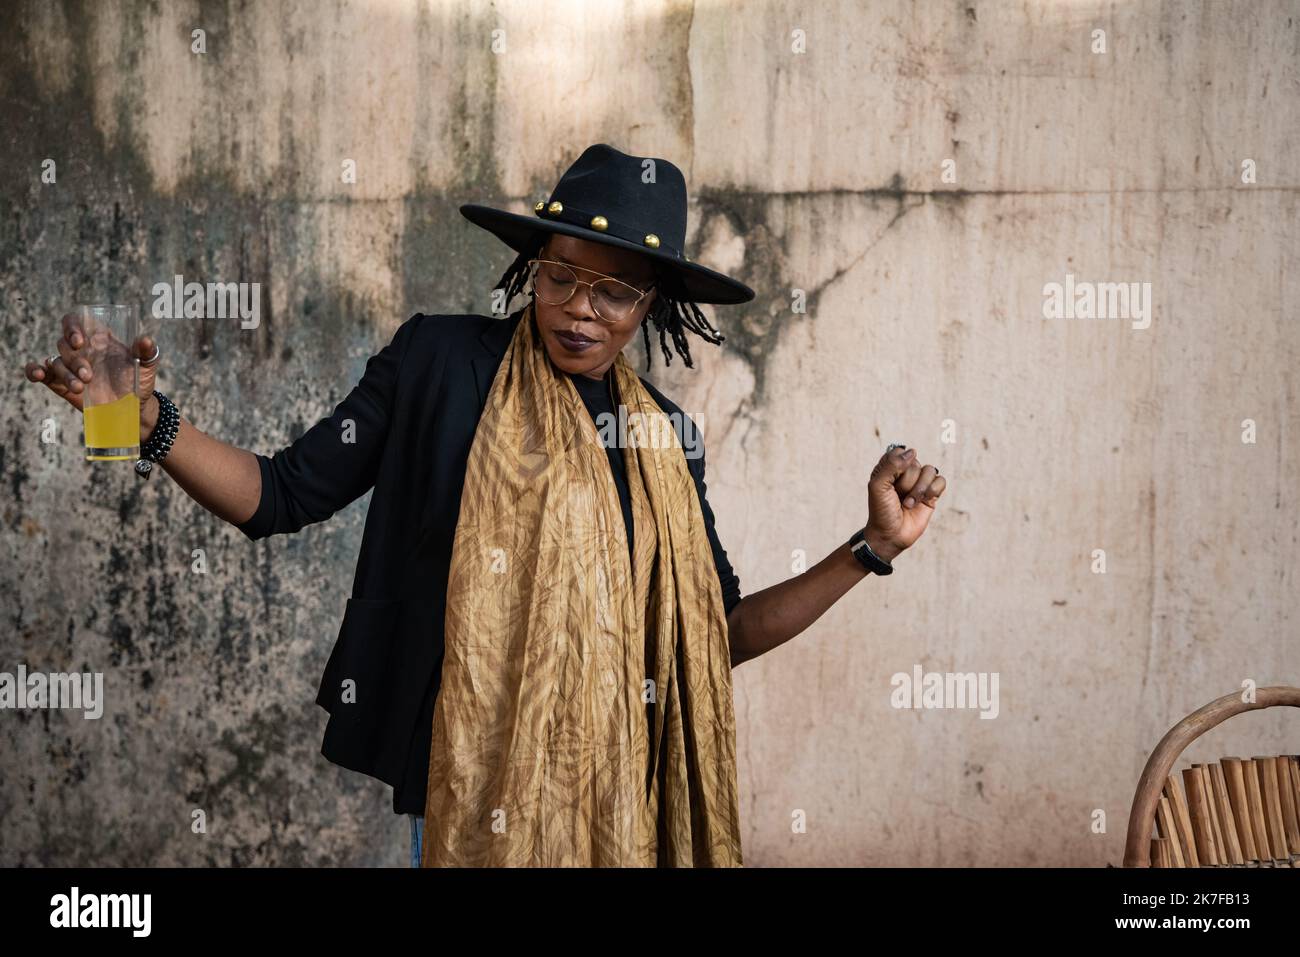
[849,527,894,575]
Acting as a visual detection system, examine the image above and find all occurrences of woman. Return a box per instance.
[24,144,946,867]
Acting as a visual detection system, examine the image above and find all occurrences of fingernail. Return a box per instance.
[79,368,91,380]
[904,496,915,508]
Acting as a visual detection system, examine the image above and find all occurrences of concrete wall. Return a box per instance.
[1,0,1296,866]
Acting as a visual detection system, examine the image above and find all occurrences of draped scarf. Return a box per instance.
[420,301,742,867]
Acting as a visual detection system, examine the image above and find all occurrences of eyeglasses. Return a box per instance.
[527,258,655,324]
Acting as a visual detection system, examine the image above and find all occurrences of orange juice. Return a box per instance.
[84,393,140,460]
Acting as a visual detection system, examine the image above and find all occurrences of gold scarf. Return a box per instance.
[420,302,742,867]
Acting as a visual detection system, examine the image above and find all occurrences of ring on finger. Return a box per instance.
[141,343,161,366]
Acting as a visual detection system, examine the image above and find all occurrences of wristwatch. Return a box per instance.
[848,526,894,576]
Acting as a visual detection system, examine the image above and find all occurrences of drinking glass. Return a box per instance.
[77,304,141,461]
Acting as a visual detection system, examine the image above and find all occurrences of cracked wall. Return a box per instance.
[1,0,1297,866]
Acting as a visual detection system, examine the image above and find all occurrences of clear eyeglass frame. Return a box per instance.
[526,258,656,324]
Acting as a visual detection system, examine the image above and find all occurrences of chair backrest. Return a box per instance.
[1123,686,1300,867]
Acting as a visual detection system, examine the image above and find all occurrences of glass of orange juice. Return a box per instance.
[77,304,141,461]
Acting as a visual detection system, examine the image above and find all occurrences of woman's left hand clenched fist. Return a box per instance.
[862,446,947,562]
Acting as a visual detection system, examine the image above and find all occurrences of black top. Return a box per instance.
[566,368,743,619]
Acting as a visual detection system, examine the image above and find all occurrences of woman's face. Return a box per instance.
[531,233,658,380]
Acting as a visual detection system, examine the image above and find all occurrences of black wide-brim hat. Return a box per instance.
[460,143,754,305]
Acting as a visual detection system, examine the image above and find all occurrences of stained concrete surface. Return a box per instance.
[0,0,1296,866]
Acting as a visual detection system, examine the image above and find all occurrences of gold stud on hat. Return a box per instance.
[590,215,608,231]
[643,233,660,248]
[534,201,545,212]
[547,201,563,215]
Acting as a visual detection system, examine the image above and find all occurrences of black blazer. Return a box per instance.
[235,308,742,814]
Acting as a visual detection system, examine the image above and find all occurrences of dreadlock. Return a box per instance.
[491,234,727,370]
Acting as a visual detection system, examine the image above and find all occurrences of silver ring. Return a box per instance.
[141,344,161,366]
[46,354,59,367]
[886,442,907,453]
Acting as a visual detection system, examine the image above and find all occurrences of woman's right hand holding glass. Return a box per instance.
[24,313,161,440]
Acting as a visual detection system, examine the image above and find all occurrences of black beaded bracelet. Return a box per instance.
[135,390,179,480]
